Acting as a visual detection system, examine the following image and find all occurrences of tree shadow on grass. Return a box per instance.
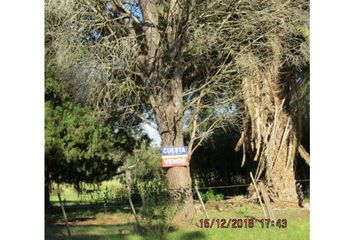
[175,231,207,240]
[46,222,208,240]
[46,204,138,225]
[46,222,142,240]
[45,234,140,240]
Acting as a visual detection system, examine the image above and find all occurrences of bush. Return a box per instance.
[137,178,179,240]
[201,188,224,202]
[86,185,127,206]
[51,180,130,206]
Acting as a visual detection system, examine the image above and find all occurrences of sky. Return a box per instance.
[106,0,143,22]
[141,123,161,147]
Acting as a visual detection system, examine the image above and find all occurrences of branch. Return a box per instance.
[235,131,244,151]
[298,145,310,166]
[187,94,202,157]
[116,160,139,175]
[83,0,116,38]
[134,111,158,131]
[111,0,141,24]
[190,118,223,157]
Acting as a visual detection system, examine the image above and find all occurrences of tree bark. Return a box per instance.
[153,70,194,218]
[238,48,300,205]
[45,181,51,211]
[140,0,194,217]
[242,86,299,205]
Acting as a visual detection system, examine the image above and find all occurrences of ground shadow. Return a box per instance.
[46,222,140,240]
[175,231,207,240]
[46,221,208,240]
[45,234,137,240]
[46,204,138,224]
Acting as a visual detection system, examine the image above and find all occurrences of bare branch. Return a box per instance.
[298,145,310,166]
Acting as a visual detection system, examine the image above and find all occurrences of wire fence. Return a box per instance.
[197,179,310,190]
[195,179,310,200]
[49,179,310,211]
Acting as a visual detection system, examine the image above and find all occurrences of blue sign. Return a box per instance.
[161,146,188,156]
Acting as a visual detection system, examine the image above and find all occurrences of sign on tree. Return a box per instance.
[161,146,189,167]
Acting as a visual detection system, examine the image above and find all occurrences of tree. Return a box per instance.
[45,0,309,212]
[45,70,142,208]
[230,0,310,204]
[45,0,239,217]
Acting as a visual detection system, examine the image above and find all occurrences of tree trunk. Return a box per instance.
[237,49,300,205]
[241,84,299,205]
[153,71,194,218]
[45,181,51,211]
[140,0,194,217]
[259,111,298,205]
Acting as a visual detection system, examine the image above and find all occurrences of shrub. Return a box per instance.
[201,188,224,202]
[137,178,179,240]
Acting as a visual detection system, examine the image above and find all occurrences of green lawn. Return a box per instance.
[46,200,309,240]
[46,218,309,240]
[49,181,127,205]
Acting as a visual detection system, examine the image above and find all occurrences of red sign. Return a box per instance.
[161,156,189,167]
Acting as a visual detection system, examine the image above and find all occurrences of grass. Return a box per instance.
[46,225,142,240]
[46,223,309,240]
[47,184,309,239]
[50,180,127,205]
[46,200,309,240]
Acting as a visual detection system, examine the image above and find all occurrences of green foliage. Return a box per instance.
[137,178,178,240]
[49,180,132,206]
[132,145,163,181]
[85,185,127,207]
[45,70,136,186]
[45,202,310,240]
[235,204,251,216]
[201,188,224,202]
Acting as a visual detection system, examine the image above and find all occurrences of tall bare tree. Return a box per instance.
[46,0,240,216]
